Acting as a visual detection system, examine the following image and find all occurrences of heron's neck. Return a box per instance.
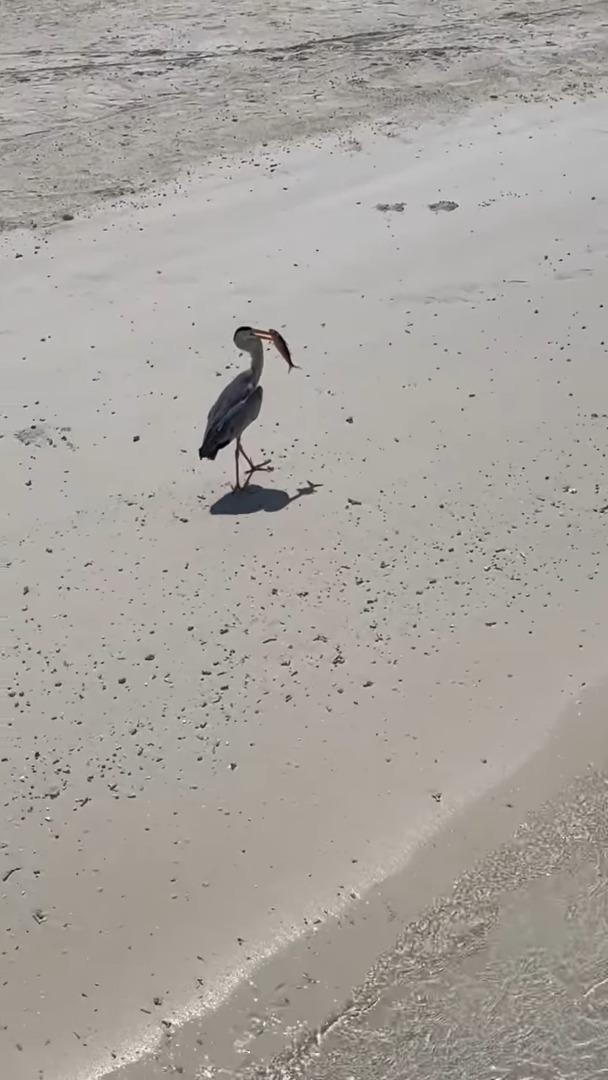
[249,338,264,385]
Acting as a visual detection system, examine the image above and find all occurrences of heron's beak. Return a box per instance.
[251,328,274,340]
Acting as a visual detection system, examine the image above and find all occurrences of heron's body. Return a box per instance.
[198,326,296,489]
[200,373,263,461]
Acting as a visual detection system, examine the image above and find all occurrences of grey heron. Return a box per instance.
[198,326,297,490]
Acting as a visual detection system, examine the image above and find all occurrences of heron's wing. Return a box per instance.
[206,370,253,429]
[200,370,258,457]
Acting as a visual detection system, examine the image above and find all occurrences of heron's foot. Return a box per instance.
[243,461,273,485]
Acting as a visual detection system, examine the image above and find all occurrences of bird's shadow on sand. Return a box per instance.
[207,480,322,516]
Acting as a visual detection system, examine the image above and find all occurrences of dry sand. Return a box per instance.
[2,3,608,1079]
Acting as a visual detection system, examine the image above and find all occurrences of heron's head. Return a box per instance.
[233,326,298,371]
[233,326,272,353]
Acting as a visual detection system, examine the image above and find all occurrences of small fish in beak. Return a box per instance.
[268,328,299,371]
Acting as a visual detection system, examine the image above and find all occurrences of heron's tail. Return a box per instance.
[199,411,234,461]
[199,442,218,461]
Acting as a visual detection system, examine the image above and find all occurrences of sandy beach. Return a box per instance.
[2,2,608,1079]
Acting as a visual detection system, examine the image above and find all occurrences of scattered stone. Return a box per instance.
[429,200,459,212]
[15,424,54,448]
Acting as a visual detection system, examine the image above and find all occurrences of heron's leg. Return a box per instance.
[238,443,262,470]
[234,440,242,490]
[238,441,273,484]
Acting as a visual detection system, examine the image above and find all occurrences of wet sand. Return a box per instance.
[2,3,608,1080]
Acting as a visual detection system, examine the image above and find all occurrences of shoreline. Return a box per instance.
[104,674,608,1079]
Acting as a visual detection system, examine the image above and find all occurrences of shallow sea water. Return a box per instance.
[255,771,608,1080]
[2,0,606,228]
